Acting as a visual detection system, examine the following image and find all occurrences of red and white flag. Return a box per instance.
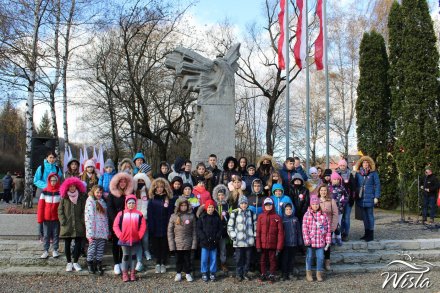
[315,0,324,70]
[294,0,307,69]
[97,145,105,175]
[278,0,287,70]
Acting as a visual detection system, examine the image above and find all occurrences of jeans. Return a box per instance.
[422,195,437,221]
[235,247,252,277]
[201,247,217,274]
[42,221,59,252]
[176,250,191,274]
[306,247,324,272]
[14,191,24,203]
[360,207,375,230]
[341,204,352,236]
[121,244,139,271]
[3,189,11,203]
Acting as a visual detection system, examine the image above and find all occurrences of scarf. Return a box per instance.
[339,169,351,181]
[359,167,370,177]
[67,190,79,205]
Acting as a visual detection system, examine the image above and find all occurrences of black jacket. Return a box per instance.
[197,210,223,249]
[423,174,439,197]
[289,184,310,221]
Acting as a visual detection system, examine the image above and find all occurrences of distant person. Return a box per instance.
[421,166,439,225]
[13,173,25,204]
[2,171,13,203]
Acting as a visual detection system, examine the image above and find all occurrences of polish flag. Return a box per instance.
[97,145,105,175]
[294,0,307,69]
[278,0,287,70]
[315,0,324,70]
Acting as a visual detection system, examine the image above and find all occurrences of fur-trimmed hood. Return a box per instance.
[133,172,152,190]
[148,177,173,200]
[256,154,277,169]
[355,156,376,172]
[118,158,135,173]
[212,184,230,205]
[174,197,193,214]
[191,169,213,180]
[109,172,134,198]
[59,177,86,198]
[223,156,238,171]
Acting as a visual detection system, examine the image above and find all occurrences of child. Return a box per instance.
[113,195,147,282]
[197,199,222,282]
[256,198,284,283]
[108,172,134,275]
[336,159,356,241]
[148,178,174,274]
[59,177,87,272]
[270,183,293,216]
[289,173,310,222]
[305,167,322,196]
[133,172,152,269]
[191,162,214,193]
[85,185,110,275]
[64,158,80,179]
[180,183,200,213]
[218,156,238,186]
[237,157,248,177]
[168,198,197,282]
[248,178,269,216]
[154,161,171,180]
[281,203,302,281]
[228,174,245,210]
[37,173,61,259]
[193,178,212,206]
[329,172,348,246]
[98,159,116,199]
[118,158,135,175]
[227,195,256,281]
[318,185,338,270]
[264,171,283,196]
[170,176,183,208]
[322,169,332,185]
[256,155,276,186]
[212,184,230,273]
[81,159,99,193]
[243,164,258,195]
[133,152,152,177]
[302,195,331,282]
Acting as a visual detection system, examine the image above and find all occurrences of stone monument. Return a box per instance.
[165,44,240,166]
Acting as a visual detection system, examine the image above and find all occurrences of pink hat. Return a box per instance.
[310,195,320,205]
[330,172,342,181]
[338,159,348,167]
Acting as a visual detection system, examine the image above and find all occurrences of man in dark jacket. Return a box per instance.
[207,154,222,189]
[421,166,439,224]
[2,172,13,203]
[280,157,308,195]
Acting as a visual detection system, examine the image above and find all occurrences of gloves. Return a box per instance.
[325,243,330,251]
[374,198,379,205]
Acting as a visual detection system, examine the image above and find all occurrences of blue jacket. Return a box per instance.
[244,174,259,195]
[270,183,293,216]
[2,175,13,189]
[355,168,380,208]
[282,213,303,247]
[33,159,63,189]
[279,164,308,194]
[98,170,116,193]
[132,153,145,175]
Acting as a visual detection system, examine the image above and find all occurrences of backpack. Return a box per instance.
[39,163,60,181]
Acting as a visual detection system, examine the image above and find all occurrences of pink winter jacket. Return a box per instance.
[302,207,331,248]
[113,194,147,246]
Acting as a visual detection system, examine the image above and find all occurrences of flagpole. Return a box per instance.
[324,0,330,168]
[305,0,310,172]
[285,0,290,159]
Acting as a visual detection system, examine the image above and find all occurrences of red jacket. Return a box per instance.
[37,173,61,223]
[113,195,147,246]
[193,186,212,206]
[256,208,284,251]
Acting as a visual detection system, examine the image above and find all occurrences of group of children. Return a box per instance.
[36,152,357,283]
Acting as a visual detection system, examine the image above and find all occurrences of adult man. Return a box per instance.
[2,171,13,203]
[207,154,221,189]
[280,157,308,195]
[421,166,439,224]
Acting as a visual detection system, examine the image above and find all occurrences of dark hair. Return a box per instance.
[184,159,192,165]
[285,157,295,163]
[209,154,217,158]
[159,161,169,168]
[196,162,206,169]
[293,156,300,162]
[46,151,57,158]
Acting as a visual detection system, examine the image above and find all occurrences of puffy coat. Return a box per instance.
[282,214,303,247]
[85,196,109,239]
[302,207,331,248]
[288,173,310,220]
[167,198,197,251]
[319,198,339,232]
[107,172,134,231]
[148,178,174,237]
[197,210,223,249]
[2,174,13,189]
[212,184,230,238]
[37,173,61,223]
[280,163,308,194]
[247,179,268,216]
[256,208,284,251]
[191,169,214,193]
[227,208,256,247]
[193,185,212,206]
[270,183,293,216]
[355,156,381,208]
[337,168,356,206]
[58,177,87,238]
[113,195,147,246]
[33,160,63,189]
[330,184,349,214]
[98,170,116,193]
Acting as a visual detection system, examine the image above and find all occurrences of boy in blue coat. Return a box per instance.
[98,159,116,198]
[270,183,293,216]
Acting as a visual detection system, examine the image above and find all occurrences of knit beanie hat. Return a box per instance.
[310,195,320,205]
[330,172,342,181]
[104,159,115,169]
[182,183,193,191]
[84,159,95,169]
[238,195,248,205]
[323,168,332,177]
[309,167,318,175]
[338,159,348,167]
[139,163,152,174]
[205,199,215,210]
[246,164,256,171]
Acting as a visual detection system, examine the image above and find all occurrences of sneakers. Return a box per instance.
[210,274,216,282]
[174,273,182,282]
[336,238,343,246]
[73,263,82,271]
[114,264,121,275]
[155,264,161,274]
[160,264,166,273]
[202,274,208,282]
[235,275,244,282]
[185,273,193,282]
[268,274,276,283]
[122,271,129,282]
[258,274,267,282]
[52,250,59,258]
[144,251,152,260]
[243,273,251,281]
[40,251,49,259]
[66,263,73,272]
[135,262,143,272]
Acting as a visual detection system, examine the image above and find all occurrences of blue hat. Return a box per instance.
[133,152,145,163]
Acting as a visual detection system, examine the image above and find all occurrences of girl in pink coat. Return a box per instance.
[113,194,147,282]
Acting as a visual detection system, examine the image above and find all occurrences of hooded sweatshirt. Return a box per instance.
[248,178,269,216]
[113,194,147,246]
[289,173,310,221]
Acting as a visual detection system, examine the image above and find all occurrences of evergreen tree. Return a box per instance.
[37,111,53,137]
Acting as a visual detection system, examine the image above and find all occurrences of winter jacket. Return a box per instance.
[58,193,87,238]
[422,174,439,197]
[288,173,310,221]
[355,156,381,208]
[13,176,25,192]
[148,178,174,237]
[191,169,214,193]
[133,172,152,219]
[34,160,63,189]
[256,154,277,186]
[302,207,331,248]
[337,168,356,206]
[280,163,308,194]
[212,184,230,238]
[193,185,212,206]
[207,165,222,189]
[118,158,135,175]
[132,152,146,175]
[247,179,269,216]
[107,172,134,231]
[85,196,110,239]
[319,198,339,232]
[256,208,284,251]
[179,194,200,213]
[167,198,197,251]
[270,183,293,216]
[2,175,13,189]
[113,195,147,246]
[98,170,116,193]
[227,208,257,247]
[80,171,99,194]
[244,174,259,195]
[197,210,223,249]
[282,214,303,247]
[329,184,349,214]
[37,173,61,223]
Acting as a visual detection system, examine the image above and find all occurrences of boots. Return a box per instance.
[360,229,367,240]
[130,269,136,281]
[316,271,324,282]
[305,270,313,282]
[87,261,95,274]
[220,263,229,273]
[365,230,374,242]
[96,261,104,276]
[122,270,129,282]
[325,259,331,271]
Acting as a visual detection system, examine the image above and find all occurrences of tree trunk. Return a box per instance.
[265,98,276,155]
[50,0,61,158]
